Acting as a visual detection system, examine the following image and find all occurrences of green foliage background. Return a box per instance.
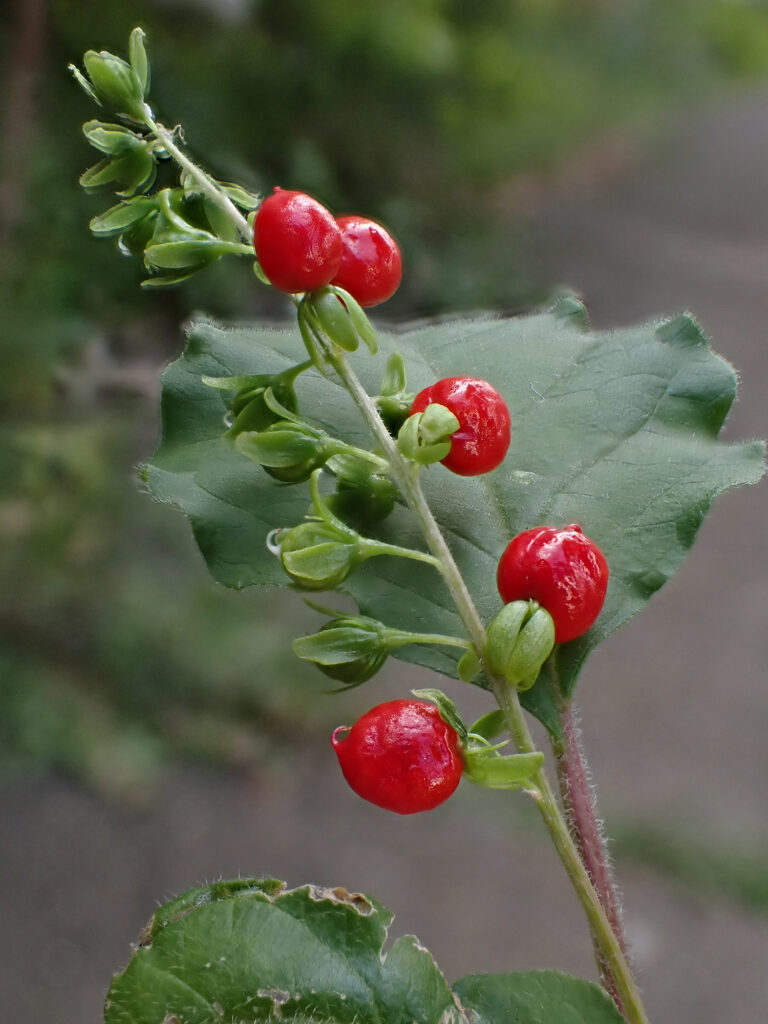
[4,0,768,794]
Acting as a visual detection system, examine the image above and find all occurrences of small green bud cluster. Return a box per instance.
[73,29,259,287]
[70,27,150,122]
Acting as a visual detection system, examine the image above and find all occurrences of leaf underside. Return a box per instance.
[104,879,623,1024]
[145,303,764,736]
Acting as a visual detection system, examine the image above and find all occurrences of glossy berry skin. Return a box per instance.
[253,188,343,293]
[410,377,511,476]
[331,215,402,307]
[331,699,463,814]
[496,525,609,644]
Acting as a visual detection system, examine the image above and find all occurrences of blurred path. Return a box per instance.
[2,88,768,1024]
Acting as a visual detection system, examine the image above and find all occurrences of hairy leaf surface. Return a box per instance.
[104,879,464,1024]
[146,304,764,735]
[453,969,626,1023]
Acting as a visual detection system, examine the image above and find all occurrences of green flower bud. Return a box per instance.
[81,50,147,120]
[307,288,359,352]
[203,371,301,438]
[275,523,361,591]
[236,422,327,482]
[486,600,555,691]
[325,473,397,528]
[292,616,392,685]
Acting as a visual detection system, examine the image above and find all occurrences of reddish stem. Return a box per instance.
[553,698,629,1011]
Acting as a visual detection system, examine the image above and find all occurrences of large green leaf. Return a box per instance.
[104,878,465,1024]
[145,304,764,736]
[453,969,626,1023]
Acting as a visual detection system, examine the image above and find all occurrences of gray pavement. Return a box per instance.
[2,89,768,1023]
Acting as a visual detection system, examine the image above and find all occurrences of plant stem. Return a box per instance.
[552,694,630,1004]
[326,347,649,1024]
[150,147,649,1022]
[142,107,252,243]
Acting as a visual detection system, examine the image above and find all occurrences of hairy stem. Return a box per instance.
[553,696,630,1004]
[142,107,252,243]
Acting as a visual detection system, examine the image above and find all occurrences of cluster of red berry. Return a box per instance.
[253,187,402,308]
[254,188,609,815]
[334,526,608,814]
[334,383,608,813]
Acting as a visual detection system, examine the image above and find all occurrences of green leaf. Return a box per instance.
[453,970,626,1023]
[144,307,764,737]
[411,687,468,742]
[104,879,464,1024]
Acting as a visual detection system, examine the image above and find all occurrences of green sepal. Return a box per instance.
[463,748,544,790]
[82,119,147,156]
[468,709,507,742]
[68,64,100,105]
[396,407,456,465]
[235,423,325,469]
[81,49,146,120]
[293,616,393,685]
[276,522,361,590]
[139,267,206,288]
[418,403,460,444]
[375,352,413,435]
[89,196,157,236]
[411,688,468,744]
[202,367,304,437]
[144,238,230,271]
[324,458,397,528]
[308,288,360,353]
[128,27,150,98]
[457,647,481,682]
[380,352,407,396]
[219,181,260,210]
[486,600,555,691]
[79,149,156,197]
[330,286,379,354]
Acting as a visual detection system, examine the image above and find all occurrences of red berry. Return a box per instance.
[410,377,511,476]
[331,215,402,307]
[496,525,609,644]
[253,187,343,293]
[331,699,463,814]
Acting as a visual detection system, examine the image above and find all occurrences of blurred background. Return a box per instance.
[1,1,767,1022]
